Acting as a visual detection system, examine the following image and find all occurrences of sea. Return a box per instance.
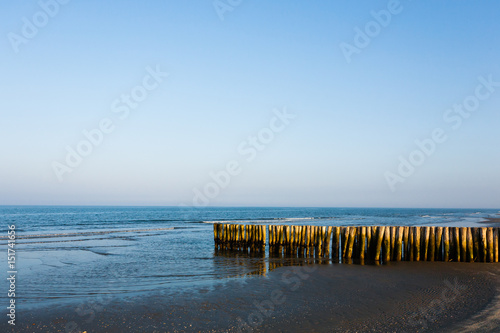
[0,206,498,313]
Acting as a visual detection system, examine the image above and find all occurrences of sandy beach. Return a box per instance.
[7,261,500,333]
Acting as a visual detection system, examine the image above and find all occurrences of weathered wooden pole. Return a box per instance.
[236,225,240,247]
[366,226,372,259]
[325,226,333,258]
[414,227,421,261]
[480,227,487,262]
[408,227,414,261]
[429,227,435,262]
[319,227,326,257]
[274,225,279,246]
[487,228,494,263]
[233,224,238,248]
[467,227,474,262]
[341,227,349,258]
[347,227,356,260]
[422,227,430,261]
[442,227,449,261]
[252,225,258,250]
[262,225,267,249]
[453,227,461,262]
[252,225,257,251]
[332,226,340,262]
[383,226,391,263]
[374,226,385,262]
[371,226,378,260]
[305,226,311,257]
[225,223,230,248]
[269,225,274,246]
[360,227,366,261]
[301,226,306,248]
[403,227,409,261]
[310,226,317,256]
[435,227,443,261]
[472,228,479,261]
[390,226,396,260]
[213,223,218,245]
[460,227,467,262]
[494,228,499,263]
[395,226,403,261]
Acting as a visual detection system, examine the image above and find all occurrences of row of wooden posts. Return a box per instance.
[213,224,500,263]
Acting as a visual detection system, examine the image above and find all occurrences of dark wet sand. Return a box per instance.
[481,218,500,225]
[6,262,500,333]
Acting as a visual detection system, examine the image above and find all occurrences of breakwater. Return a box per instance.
[214,224,499,263]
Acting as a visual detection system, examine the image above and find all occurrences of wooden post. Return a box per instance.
[395,226,403,261]
[435,227,443,261]
[429,227,435,262]
[254,225,259,248]
[460,227,467,262]
[213,223,217,245]
[494,228,499,263]
[237,225,242,247]
[467,228,474,262]
[382,226,391,263]
[341,227,349,258]
[284,225,289,247]
[487,228,494,263]
[275,225,279,246]
[325,226,333,258]
[443,227,449,262]
[360,227,366,261]
[408,227,414,261]
[421,227,429,261]
[454,227,461,262]
[403,227,409,261]
[293,226,300,248]
[414,227,421,261]
[366,227,372,259]
[332,227,340,262]
[390,227,396,260]
[263,225,267,248]
[480,227,487,262]
[319,227,326,257]
[371,226,378,260]
[373,226,383,262]
[473,228,480,261]
[252,225,257,250]
[224,223,229,247]
[270,225,275,246]
[347,227,356,260]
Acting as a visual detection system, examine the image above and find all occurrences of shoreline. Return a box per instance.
[5,261,500,332]
[480,218,500,226]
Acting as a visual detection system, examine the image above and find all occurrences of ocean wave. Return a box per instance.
[200,216,341,224]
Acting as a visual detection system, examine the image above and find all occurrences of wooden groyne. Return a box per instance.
[214,224,500,263]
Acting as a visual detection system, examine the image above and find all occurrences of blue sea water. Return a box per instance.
[0,206,498,311]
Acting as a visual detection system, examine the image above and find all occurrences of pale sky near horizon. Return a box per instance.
[1,0,499,208]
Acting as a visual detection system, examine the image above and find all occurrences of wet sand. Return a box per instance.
[6,261,500,332]
[481,218,500,225]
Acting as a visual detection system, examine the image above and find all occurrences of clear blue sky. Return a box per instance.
[1,0,499,208]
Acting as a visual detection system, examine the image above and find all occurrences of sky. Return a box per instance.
[1,0,499,208]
